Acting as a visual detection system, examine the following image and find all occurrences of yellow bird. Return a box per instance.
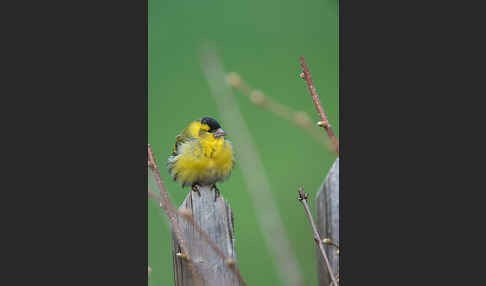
[167,117,234,200]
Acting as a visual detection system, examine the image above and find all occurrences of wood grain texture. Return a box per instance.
[172,185,240,286]
[315,158,339,286]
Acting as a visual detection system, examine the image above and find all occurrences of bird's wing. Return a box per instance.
[171,127,195,155]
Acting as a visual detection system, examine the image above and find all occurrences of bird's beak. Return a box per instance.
[214,128,227,138]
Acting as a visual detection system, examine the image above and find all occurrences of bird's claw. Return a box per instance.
[212,185,220,201]
[191,183,201,197]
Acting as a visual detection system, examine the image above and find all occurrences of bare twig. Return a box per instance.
[147,144,203,286]
[300,56,339,155]
[226,72,333,151]
[298,187,338,286]
[329,274,340,286]
[179,208,248,286]
[148,188,160,201]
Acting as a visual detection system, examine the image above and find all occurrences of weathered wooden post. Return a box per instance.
[315,158,339,285]
[171,185,240,286]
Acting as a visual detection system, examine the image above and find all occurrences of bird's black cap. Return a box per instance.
[201,117,221,132]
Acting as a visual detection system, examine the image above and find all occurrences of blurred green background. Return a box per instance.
[148,0,338,285]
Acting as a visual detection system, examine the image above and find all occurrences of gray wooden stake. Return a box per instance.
[172,185,240,286]
[315,158,339,286]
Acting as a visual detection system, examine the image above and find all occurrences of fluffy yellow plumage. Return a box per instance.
[167,117,234,197]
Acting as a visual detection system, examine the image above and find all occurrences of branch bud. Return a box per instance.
[250,90,265,105]
[178,208,192,218]
[176,252,189,261]
[226,72,242,88]
[317,121,329,128]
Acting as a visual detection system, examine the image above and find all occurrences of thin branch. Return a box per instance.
[329,274,340,286]
[300,56,339,155]
[298,187,338,286]
[226,72,334,152]
[148,188,160,201]
[147,144,203,286]
[179,208,248,286]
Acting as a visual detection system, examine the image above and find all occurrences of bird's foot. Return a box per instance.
[211,184,220,202]
[191,183,201,197]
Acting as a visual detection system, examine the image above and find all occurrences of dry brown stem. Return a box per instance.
[147,144,203,286]
[329,274,340,286]
[298,187,338,286]
[179,208,248,286]
[148,188,160,201]
[300,56,339,155]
